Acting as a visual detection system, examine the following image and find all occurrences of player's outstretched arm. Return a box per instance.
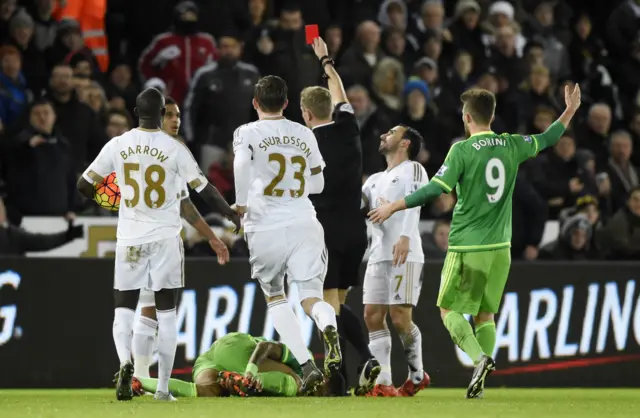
[180,196,230,265]
[312,37,347,106]
[197,183,241,232]
[368,181,445,224]
[531,84,581,151]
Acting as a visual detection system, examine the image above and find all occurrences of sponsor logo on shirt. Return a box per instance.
[436,164,448,177]
[523,135,532,143]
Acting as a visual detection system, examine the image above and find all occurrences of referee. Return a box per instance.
[302,37,378,393]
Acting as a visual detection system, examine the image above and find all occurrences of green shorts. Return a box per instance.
[192,332,258,380]
[437,248,511,316]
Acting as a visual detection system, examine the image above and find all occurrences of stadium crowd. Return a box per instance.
[0,0,638,261]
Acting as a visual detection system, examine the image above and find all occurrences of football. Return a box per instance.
[94,172,121,211]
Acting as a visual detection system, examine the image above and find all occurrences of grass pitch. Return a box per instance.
[0,389,638,418]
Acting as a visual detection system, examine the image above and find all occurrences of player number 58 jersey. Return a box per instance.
[363,161,428,263]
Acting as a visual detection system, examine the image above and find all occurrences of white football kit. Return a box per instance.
[362,161,428,306]
[233,119,327,301]
[83,129,207,292]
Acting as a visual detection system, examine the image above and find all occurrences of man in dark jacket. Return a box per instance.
[0,196,83,255]
[183,31,260,169]
[539,213,599,260]
[578,102,612,171]
[45,63,107,174]
[337,20,385,90]
[607,130,640,213]
[1,98,77,223]
[596,186,640,260]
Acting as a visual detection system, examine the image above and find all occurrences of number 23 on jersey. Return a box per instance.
[263,153,307,198]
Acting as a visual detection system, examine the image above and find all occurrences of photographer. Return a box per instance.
[304,37,375,393]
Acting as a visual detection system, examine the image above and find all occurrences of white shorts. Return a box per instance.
[139,288,155,307]
[114,235,185,291]
[363,261,423,306]
[246,219,327,301]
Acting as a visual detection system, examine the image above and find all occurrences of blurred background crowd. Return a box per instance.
[0,0,638,261]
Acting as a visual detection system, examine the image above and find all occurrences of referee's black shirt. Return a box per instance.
[310,102,367,250]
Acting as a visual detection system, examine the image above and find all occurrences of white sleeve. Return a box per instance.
[308,171,325,194]
[361,177,373,210]
[82,141,114,183]
[304,128,326,171]
[400,164,428,237]
[176,143,208,193]
[233,126,252,206]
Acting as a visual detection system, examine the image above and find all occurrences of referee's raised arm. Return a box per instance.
[303,36,376,394]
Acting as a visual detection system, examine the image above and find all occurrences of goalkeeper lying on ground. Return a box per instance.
[132,332,325,397]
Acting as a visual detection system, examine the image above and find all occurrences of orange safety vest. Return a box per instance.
[53,0,109,72]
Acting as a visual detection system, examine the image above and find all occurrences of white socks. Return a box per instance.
[113,308,135,367]
[268,299,311,364]
[156,309,177,394]
[369,329,392,386]
[133,316,157,378]
[399,323,424,383]
[310,301,337,331]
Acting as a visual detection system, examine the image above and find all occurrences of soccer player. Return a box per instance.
[131,96,203,379]
[233,75,340,393]
[369,85,582,398]
[77,88,241,402]
[304,37,379,395]
[132,332,314,397]
[360,125,430,397]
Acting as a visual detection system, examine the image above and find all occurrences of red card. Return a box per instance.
[305,24,319,45]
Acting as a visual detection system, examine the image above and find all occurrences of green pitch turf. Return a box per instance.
[0,389,638,418]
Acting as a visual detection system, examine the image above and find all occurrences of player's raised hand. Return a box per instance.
[565,83,581,111]
[312,37,329,60]
[208,237,230,265]
[392,236,410,266]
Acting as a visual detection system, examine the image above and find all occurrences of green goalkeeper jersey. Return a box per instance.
[432,131,540,252]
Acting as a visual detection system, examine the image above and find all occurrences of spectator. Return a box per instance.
[83,81,108,127]
[377,0,408,31]
[529,106,557,136]
[482,1,527,57]
[628,108,640,167]
[371,57,405,122]
[525,1,571,80]
[184,31,260,169]
[512,170,548,260]
[0,45,31,128]
[338,20,384,89]
[412,56,457,125]
[605,0,640,61]
[487,24,529,93]
[607,130,640,213]
[382,27,413,71]
[7,10,48,97]
[346,84,390,177]
[422,219,449,259]
[569,13,608,84]
[400,78,447,174]
[67,51,100,81]
[244,0,273,41]
[472,71,507,134]
[539,213,599,260]
[531,133,597,218]
[248,4,320,122]
[579,103,612,171]
[443,50,473,103]
[407,0,449,50]
[596,187,640,260]
[45,63,106,173]
[447,0,485,75]
[427,192,455,220]
[46,19,98,72]
[138,1,218,105]
[0,0,18,42]
[325,25,343,62]
[0,196,84,255]
[1,99,77,219]
[105,108,132,140]
[103,61,139,115]
[420,29,444,65]
[524,40,546,69]
[28,0,58,52]
[559,194,603,248]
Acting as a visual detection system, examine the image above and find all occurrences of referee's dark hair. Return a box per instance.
[399,123,423,160]
[254,75,288,113]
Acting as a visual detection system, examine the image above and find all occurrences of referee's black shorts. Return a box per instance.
[319,215,368,290]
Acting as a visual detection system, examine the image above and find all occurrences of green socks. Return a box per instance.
[257,372,298,397]
[475,321,496,356]
[443,312,484,364]
[137,377,197,398]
